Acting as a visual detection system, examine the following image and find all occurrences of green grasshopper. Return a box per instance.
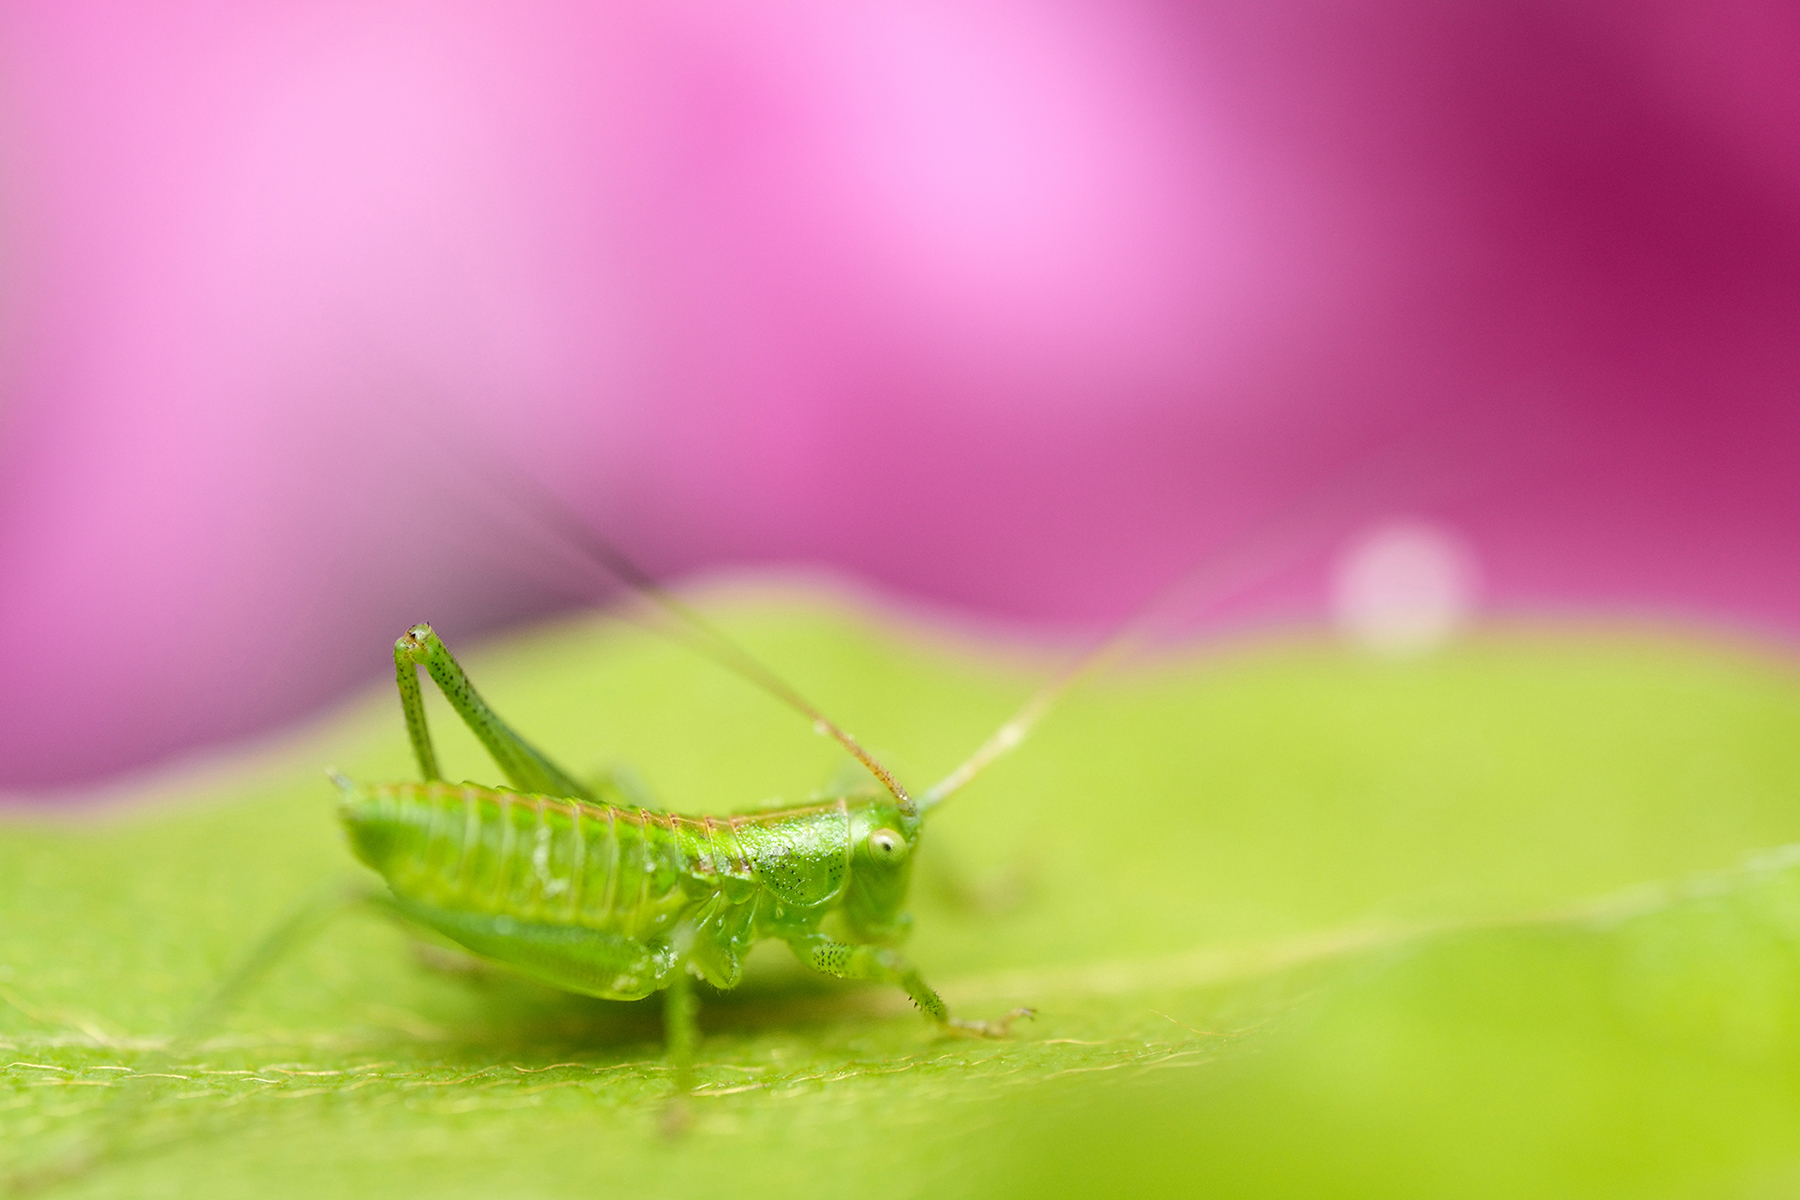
[146,462,1335,1137]
[319,475,1276,1096]
[119,453,1318,1153]
[332,616,1036,1094]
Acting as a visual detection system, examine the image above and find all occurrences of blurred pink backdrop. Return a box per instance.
[0,1,1796,790]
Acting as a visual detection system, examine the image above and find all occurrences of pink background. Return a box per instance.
[0,1,1796,790]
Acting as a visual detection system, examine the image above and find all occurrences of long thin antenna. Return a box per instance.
[918,508,1330,811]
[545,503,914,815]
[917,418,1497,811]
[425,395,1532,824]
[441,445,916,818]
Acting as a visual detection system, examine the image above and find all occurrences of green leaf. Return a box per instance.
[5,590,1800,1197]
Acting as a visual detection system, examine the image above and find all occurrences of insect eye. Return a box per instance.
[867,828,906,859]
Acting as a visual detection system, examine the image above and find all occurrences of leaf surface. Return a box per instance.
[5,594,1800,1197]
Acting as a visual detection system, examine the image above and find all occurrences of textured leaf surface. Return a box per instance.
[5,592,1800,1197]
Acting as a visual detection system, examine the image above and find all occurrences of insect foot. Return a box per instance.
[659,1095,696,1140]
[3,1146,99,1198]
[947,1007,1036,1039]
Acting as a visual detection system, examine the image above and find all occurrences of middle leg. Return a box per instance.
[658,924,701,1135]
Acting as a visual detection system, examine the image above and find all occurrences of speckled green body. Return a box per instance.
[318,619,1023,1087]
[336,778,921,1002]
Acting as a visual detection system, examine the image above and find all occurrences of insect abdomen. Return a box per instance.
[337,781,743,940]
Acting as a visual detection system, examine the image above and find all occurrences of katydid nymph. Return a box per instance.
[332,616,1037,1098]
[327,479,1288,1101]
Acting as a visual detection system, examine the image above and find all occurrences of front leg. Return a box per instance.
[785,933,1031,1037]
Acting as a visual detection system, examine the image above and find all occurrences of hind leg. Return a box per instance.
[7,878,381,1193]
[392,623,592,800]
[178,877,384,1040]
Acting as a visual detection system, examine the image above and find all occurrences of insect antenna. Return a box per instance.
[427,395,1528,822]
[438,442,918,818]
[916,422,1489,811]
[918,511,1328,811]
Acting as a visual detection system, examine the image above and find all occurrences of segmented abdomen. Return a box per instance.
[339,781,754,940]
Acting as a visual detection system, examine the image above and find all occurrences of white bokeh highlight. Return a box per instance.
[1332,520,1479,655]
